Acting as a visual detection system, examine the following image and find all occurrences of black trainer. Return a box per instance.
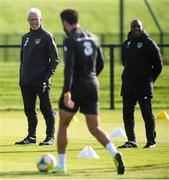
[118,141,137,148]
[15,136,36,145]
[113,153,125,175]
[39,137,54,146]
[143,142,156,148]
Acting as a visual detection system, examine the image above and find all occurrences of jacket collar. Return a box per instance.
[30,26,43,35]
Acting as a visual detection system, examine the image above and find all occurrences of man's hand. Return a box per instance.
[42,82,47,92]
[64,92,75,109]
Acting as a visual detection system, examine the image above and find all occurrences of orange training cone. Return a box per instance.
[156,111,169,121]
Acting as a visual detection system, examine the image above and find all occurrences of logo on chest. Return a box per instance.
[35,39,41,45]
[137,42,143,48]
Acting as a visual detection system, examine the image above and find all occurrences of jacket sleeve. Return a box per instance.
[20,36,24,63]
[63,38,75,92]
[19,36,24,80]
[147,39,163,82]
[96,46,104,76]
[45,34,59,80]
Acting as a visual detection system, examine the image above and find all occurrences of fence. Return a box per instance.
[0,32,169,45]
[105,44,169,109]
[0,44,169,110]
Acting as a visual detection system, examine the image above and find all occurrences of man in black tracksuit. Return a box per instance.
[15,8,59,146]
[118,20,163,148]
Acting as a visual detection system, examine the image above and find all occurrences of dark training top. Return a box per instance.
[19,26,59,86]
[121,31,163,97]
[63,27,104,93]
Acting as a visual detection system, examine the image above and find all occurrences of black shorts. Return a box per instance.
[59,78,99,115]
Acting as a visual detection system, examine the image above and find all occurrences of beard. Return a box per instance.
[64,28,69,36]
[131,29,142,39]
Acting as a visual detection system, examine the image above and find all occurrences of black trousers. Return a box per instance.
[122,94,156,144]
[20,83,55,139]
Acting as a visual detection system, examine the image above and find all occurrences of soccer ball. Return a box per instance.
[36,153,57,172]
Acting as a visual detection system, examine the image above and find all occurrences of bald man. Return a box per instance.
[119,20,163,148]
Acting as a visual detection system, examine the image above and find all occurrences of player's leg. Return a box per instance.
[85,114,110,146]
[52,109,74,173]
[57,109,74,153]
[85,114,125,174]
[81,79,125,174]
[52,85,79,173]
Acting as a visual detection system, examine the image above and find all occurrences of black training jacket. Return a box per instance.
[63,27,104,93]
[19,26,59,86]
[121,31,163,97]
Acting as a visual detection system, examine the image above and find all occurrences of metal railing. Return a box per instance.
[0,44,169,109]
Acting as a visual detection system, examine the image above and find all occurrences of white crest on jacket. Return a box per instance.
[35,39,41,44]
[137,42,143,48]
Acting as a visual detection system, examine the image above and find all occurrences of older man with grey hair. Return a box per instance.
[15,8,59,146]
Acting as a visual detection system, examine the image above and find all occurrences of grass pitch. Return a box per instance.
[0,109,169,179]
[0,62,169,110]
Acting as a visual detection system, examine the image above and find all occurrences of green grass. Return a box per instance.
[0,0,169,34]
[0,0,169,45]
[0,61,169,110]
[0,109,169,179]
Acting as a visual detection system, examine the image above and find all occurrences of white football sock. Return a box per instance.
[58,154,66,168]
[106,142,118,157]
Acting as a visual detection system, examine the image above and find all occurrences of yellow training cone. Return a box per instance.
[156,111,169,121]
[73,116,79,122]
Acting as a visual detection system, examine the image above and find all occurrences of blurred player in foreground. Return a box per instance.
[52,8,125,175]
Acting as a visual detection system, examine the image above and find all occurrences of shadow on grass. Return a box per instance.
[0,149,56,154]
[0,168,116,179]
[0,170,70,178]
[0,144,104,154]
[0,169,109,179]
[1,164,169,179]
[131,163,169,171]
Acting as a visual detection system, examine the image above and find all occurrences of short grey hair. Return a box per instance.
[27,8,42,18]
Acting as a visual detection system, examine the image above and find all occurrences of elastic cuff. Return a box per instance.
[64,92,70,97]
